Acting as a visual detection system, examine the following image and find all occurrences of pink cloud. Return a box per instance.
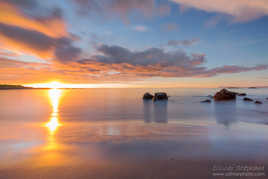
[171,0,268,22]
[133,25,149,32]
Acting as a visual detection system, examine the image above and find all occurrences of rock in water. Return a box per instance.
[214,89,236,101]
[243,97,253,102]
[154,92,168,101]
[207,95,213,98]
[201,99,211,103]
[238,93,246,96]
[255,101,263,104]
[143,93,154,100]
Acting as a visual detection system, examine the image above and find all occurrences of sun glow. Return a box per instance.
[48,81,62,89]
[24,81,130,89]
[28,81,66,89]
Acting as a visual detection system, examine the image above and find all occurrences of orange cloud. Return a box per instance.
[0,49,19,57]
[0,2,68,38]
[1,56,268,87]
[0,23,55,59]
[0,23,81,61]
[0,43,267,86]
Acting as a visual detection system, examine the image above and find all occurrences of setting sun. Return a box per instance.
[48,81,62,89]
[25,81,65,89]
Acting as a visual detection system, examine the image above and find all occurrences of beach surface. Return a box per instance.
[0,88,268,178]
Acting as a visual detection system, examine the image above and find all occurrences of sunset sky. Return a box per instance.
[0,0,268,88]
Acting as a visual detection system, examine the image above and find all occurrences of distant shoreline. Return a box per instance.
[224,87,268,89]
[0,84,49,90]
[0,84,95,90]
[1,84,268,90]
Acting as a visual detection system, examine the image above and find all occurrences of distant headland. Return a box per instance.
[221,86,268,89]
[0,84,49,90]
[0,84,34,90]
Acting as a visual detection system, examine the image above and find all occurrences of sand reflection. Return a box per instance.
[214,101,237,128]
[143,100,168,123]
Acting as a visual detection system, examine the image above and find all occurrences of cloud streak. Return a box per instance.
[94,44,205,66]
[168,39,200,47]
[72,44,268,80]
[162,23,179,32]
[72,0,170,20]
[171,0,268,22]
[0,1,68,38]
[133,25,148,32]
[1,44,267,83]
[0,23,81,61]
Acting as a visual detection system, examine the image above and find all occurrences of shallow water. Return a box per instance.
[0,88,268,178]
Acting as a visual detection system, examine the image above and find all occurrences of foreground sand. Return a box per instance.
[1,157,267,178]
[1,121,268,179]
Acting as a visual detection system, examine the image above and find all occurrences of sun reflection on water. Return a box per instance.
[43,88,64,152]
[46,89,63,134]
[33,88,72,167]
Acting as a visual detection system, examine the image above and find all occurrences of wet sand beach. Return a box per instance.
[0,88,268,178]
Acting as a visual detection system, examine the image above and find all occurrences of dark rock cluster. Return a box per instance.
[201,89,265,105]
[143,92,168,101]
[255,101,263,104]
[201,99,211,103]
[154,93,168,101]
[143,89,265,105]
[243,97,253,102]
[238,93,246,96]
[143,93,154,100]
[243,97,263,104]
[214,89,236,101]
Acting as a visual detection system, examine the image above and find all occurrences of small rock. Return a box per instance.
[255,101,263,104]
[207,95,213,98]
[201,99,211,103]
[214,89,236,101]
[243,97,253,102]
[238,93,247,96]
[143,92,154,100]
[154,92,168,101]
